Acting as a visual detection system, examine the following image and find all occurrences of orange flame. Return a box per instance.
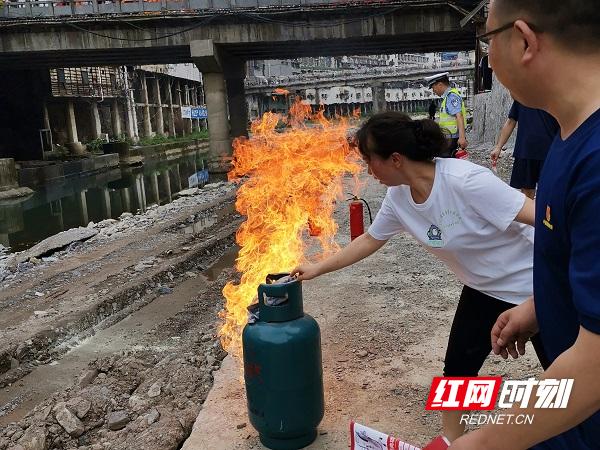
[272,88,290,96]
[219,99,363,358]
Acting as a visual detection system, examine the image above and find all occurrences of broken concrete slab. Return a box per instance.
[6,227,98,267]
[175,188,199,197]
[0,187,34,201]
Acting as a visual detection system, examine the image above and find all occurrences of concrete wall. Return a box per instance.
[471,75,515,145]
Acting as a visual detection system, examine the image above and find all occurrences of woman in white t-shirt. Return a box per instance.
[291,112,548,442]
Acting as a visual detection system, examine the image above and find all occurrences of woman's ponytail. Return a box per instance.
[355,112,449,162]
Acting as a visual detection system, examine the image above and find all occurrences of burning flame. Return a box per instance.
[272,88,290,96]
[219,99,362,358]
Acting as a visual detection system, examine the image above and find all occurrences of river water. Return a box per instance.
[0,150,224,253]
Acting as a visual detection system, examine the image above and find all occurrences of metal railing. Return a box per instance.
[1,0,202,19]
[0,0,442,20]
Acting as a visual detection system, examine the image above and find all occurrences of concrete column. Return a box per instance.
[111,99,122,138]
[372,82,386,114]
[166,81,176,137]
[0,159,19,191]
[90,102,102,140]
[66,100,80,143]
[123,67,139,142]
[140,73,153,137]
[183,84,192,134]
[151,171,160,204]
[201,73,230,157]
[77,190,89,225]
[153,77,164,135]
[174,80,184,136]
[191,40,234,162]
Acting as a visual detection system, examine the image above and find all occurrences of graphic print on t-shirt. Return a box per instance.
[427,224,444,248]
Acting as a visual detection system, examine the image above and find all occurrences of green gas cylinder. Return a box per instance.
[243,273,324,450]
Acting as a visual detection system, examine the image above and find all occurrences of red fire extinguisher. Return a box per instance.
[348,195,372,241]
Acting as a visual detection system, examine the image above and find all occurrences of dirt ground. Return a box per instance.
[0,144,543,450]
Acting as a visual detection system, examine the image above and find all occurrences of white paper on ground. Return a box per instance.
[350,421,421,450]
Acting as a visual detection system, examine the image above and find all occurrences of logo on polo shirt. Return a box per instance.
[427,224,444,248]
[543,205,554,230]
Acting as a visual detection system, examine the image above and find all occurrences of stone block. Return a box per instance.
[62,160,83,177]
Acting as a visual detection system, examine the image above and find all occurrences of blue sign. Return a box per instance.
[188,169,210,188]
[441,52,459,61]
[191,106,208,119]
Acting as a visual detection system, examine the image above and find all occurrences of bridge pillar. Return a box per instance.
[191,39,245,172]
[153,77,165,136]
[372,82,386,114]
[90,102,102,140]
[66,100,80,145]
[166,81,176,137]
[140,72,153,138]
[111,99,122,138]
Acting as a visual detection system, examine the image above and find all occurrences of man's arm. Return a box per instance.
[491,118,517,162]
[515,197,535,226]
[451,326,600,450]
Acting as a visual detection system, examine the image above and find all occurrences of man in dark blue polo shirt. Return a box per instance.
[491,100,559,199]
[450,0,600,449]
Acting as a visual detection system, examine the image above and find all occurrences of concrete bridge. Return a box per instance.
[0,0,483,165]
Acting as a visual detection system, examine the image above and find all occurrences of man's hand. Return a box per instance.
[490,146,502,163]
[491,297,539,359]
[458,136,468,149]
[290,263,323,281]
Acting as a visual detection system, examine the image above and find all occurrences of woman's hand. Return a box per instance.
[290,263,323,281]
[490,145,502,163]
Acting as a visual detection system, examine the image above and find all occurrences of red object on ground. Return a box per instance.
[423,436,450,450]
[349,200,364,241]
[308,218,322,236]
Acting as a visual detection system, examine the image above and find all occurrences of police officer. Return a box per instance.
[426,72,468,157]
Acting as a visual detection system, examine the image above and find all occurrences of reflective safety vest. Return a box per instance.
[439,87,467,137]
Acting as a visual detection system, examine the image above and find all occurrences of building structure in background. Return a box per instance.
[245,52,474,120]
[0,64,206,161]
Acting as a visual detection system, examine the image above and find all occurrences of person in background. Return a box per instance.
[491,100,559,199]
[429,100,437,121]
[292,112,547,442]
[426,73,468,157]
[449,0,600,448]
[479,51,493,92]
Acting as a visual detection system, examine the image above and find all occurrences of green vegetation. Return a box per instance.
[138,128,209,147]
[85,138,106,154]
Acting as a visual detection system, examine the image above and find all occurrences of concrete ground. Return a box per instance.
[182,147,542,450]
